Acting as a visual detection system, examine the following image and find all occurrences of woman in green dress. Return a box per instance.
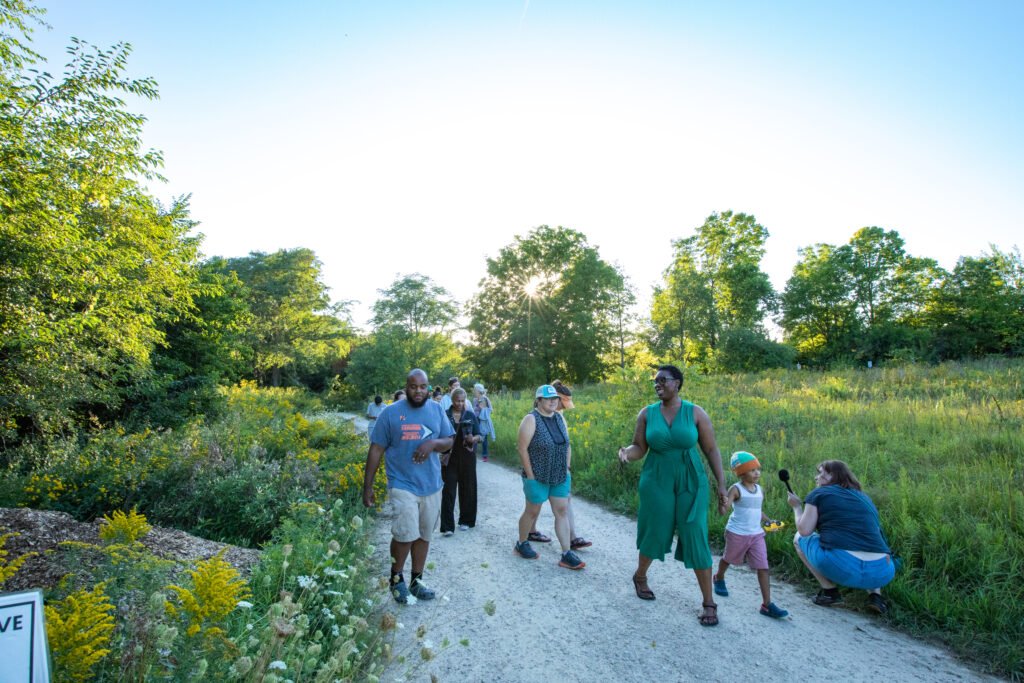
[617,364,729,625]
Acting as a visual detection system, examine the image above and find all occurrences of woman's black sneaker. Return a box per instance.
[867,593,887,614]
[812,589,843,606]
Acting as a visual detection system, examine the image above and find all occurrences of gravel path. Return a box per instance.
[327,412,996,682]
[368,459,997,682]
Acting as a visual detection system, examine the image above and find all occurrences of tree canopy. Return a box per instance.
[1,4,201,439]
[468,226,625,387]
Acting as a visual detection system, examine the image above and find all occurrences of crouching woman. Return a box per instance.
[787,460,896,614]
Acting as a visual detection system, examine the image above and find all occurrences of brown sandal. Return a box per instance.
[698,601,718,626]
[632,572,655,600]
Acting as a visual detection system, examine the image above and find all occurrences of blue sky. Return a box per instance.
[27,1,1024,329]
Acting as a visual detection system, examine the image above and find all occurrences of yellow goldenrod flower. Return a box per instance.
[44,583,116,682]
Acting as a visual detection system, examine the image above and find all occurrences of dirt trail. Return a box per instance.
[337,415,999,683]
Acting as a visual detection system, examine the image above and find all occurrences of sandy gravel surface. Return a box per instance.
[366,458,998,682]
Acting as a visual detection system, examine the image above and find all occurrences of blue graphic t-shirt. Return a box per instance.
[370,398,455,496]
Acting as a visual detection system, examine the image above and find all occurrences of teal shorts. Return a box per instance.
[523,473,571,504]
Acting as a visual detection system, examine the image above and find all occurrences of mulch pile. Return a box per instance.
[0,507,261,594]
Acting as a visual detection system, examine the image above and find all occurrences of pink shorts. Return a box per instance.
[722,530,769,570]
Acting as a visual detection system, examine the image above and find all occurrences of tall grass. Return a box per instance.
[489,359,1024,678]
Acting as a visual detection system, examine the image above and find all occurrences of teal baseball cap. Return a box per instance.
[535,384,558,398]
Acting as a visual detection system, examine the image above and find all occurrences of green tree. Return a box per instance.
[1,4,201,440]
[650,237,713,363]
[468,226,625,387]
[345,327,474,398]
[370,273,459,335]
[780,243,859,361]
[780,228,948,363]
[609,265,638,369]
[650,211,775,366]
[927,246,1024,359]
[213,249,354,387]
[155,262,255,384]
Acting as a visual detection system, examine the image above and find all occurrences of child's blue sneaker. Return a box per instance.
[713,578,728,597]
[391,580,410,604]
[409,580,435,600]
[760,602,788,619]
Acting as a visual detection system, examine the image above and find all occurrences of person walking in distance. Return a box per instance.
[363,369,455,603]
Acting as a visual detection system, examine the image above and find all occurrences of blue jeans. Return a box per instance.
[798,533,895,590]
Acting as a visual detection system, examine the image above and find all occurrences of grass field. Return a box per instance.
[488,360,1024,678]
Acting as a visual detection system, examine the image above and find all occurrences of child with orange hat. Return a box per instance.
[713,451,788,619]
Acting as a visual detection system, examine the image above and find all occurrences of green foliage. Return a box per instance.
[927,246,1024,359]
[651,211,775,365]
[780,227,954,365]
[711,327,796,373]
[370,273,459,335]
[210,249,355,388]
[468,225,625,387]
[342,272,473,397]
[344,326,474,398]
[1,4,205,443]
[42,499,389,681]
[488,360,1024,677]
[4,383,370,546]
[780,242,859,361]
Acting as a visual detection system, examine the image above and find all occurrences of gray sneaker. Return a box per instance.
[558,550,585,570]
[514,540,539,559]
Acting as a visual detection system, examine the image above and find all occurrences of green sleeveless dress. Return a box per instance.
[636,400,712,568]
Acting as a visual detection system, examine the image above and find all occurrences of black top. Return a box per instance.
[526,409,569,485]
[446,405,480,454]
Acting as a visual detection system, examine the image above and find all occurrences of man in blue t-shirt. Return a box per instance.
[363,368,454,604]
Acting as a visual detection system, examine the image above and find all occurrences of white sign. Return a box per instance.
[0,590,51,683]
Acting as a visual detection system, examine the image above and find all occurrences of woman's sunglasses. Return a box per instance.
[652,377,677,386]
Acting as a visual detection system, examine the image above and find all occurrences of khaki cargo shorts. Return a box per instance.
[388,487,442,542]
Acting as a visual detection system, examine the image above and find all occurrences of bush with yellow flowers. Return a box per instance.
[44,583,116,682]
[166,549,251,639]
[4,382,370,546]
[99,506,152,544]
[0,530,36,586]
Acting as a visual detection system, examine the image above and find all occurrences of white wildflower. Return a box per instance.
[331,624,340,637]
[296,575,317,590]
[322,607,335,620]
[268,660,287,670]
[236,600,253,609]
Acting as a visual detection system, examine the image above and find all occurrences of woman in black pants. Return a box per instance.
[441,388,481,535]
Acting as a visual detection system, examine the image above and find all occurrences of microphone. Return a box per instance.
[778,469,795,494]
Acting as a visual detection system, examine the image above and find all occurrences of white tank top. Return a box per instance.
[725,483,764,535]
